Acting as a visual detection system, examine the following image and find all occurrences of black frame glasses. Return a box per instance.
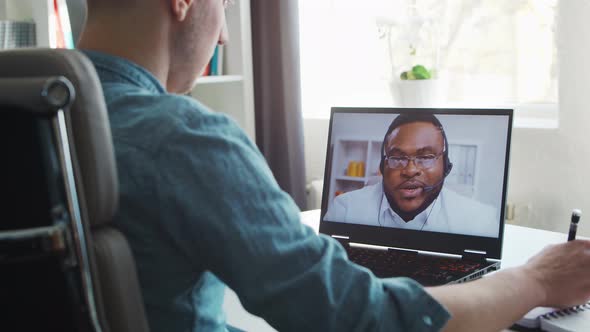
[384,152,444,170]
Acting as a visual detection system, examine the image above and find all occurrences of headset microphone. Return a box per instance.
[422,178,446,192]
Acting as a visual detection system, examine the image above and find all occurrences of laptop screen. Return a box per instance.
[320,108,513,258]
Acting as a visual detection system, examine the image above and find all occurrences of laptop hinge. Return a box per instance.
[331,235,350,248]
[388,247,419,255]
[462,249,487,263]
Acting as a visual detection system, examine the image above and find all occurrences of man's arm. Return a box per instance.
[154,112,450,331]
[427,240,590,332]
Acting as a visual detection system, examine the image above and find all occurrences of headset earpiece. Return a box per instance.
[442,131,453,177]
[444,161,453,177]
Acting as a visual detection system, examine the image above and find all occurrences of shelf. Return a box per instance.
[195,75,243,85]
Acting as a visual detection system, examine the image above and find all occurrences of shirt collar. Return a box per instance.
[378,181,441,228]
[81,49,167,94]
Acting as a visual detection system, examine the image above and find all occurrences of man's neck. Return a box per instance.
[77,15,170,90]
[385,187,442,222]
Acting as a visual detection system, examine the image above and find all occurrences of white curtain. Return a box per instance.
[299,0,557,116]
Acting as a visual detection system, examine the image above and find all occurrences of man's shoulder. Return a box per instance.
[336,182,382,202]
[442,188,487,206]
[439,188,499,236]
[107,91,243,145]
[441,188,497,218]
[106,90,215,120]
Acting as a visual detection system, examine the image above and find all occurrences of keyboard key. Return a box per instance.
[346,247,484,285]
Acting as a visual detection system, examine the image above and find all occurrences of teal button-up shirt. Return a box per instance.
[84,50,450,332]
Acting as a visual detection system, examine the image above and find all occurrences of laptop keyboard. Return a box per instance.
[346,247,485,286]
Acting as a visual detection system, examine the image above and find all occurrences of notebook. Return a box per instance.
[515,302,590,331]
[319,107,513,286]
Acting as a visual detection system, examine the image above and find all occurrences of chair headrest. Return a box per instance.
[0,48,118,228]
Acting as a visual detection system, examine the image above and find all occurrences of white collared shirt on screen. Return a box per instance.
[324,181,499,238]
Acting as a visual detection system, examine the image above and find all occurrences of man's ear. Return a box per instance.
[170,0,194,21]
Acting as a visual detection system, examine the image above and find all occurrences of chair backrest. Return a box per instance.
[0,48,149,332]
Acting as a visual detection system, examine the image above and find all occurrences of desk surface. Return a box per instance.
[224,210,570,331]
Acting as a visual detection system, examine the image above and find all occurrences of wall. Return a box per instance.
[304,0,590,236]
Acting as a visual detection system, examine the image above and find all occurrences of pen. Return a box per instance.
[567,209,582,241]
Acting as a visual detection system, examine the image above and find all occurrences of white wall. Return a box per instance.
[304,0,590,237]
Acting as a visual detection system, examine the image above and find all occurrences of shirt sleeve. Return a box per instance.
[153,110,450,331]
[323,193,347,221]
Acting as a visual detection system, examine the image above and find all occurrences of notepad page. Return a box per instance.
[540,305,590,332]
[516,307,556,329]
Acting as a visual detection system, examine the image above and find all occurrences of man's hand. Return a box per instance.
[523,240,590,308]
[428,239,590,332]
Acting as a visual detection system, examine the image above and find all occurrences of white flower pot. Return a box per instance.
[389,79,447,107]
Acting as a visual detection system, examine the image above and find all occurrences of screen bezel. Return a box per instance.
[319,107,513,259]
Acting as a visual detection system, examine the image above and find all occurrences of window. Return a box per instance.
[298,0,557,118]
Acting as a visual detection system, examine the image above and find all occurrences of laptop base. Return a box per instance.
[345,245,500,286]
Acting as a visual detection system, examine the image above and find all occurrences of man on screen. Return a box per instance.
[324,113,498,237]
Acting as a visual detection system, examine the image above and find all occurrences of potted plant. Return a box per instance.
[394,63,445,107]
[377,12,446,107]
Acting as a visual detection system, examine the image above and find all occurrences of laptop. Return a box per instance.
[319,107,513,286]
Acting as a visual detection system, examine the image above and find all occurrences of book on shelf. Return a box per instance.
[202,45,224,76]
[201,62,211,76]
[52,0,74,49]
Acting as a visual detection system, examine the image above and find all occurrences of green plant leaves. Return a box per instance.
[400,65,432,80]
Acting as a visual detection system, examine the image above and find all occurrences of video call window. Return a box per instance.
[322,112,510,238]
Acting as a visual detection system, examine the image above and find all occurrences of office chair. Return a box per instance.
[0,48,149,332]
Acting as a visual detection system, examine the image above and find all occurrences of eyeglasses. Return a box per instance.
[223,0,235,9]
[384,152,443,170]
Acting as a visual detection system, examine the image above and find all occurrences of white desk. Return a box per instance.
[224,209,570,331]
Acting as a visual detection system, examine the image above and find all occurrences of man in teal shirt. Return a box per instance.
[78,0,590,331]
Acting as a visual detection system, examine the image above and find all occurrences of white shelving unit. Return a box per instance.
[196,75,243,85]
[0,0,56,48]
[328,137,383,205]
[0,0,256,141]
[190,0,256,140]
[447,142,479,198]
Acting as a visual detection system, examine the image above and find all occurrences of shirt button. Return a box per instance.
[422,315,433,326]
